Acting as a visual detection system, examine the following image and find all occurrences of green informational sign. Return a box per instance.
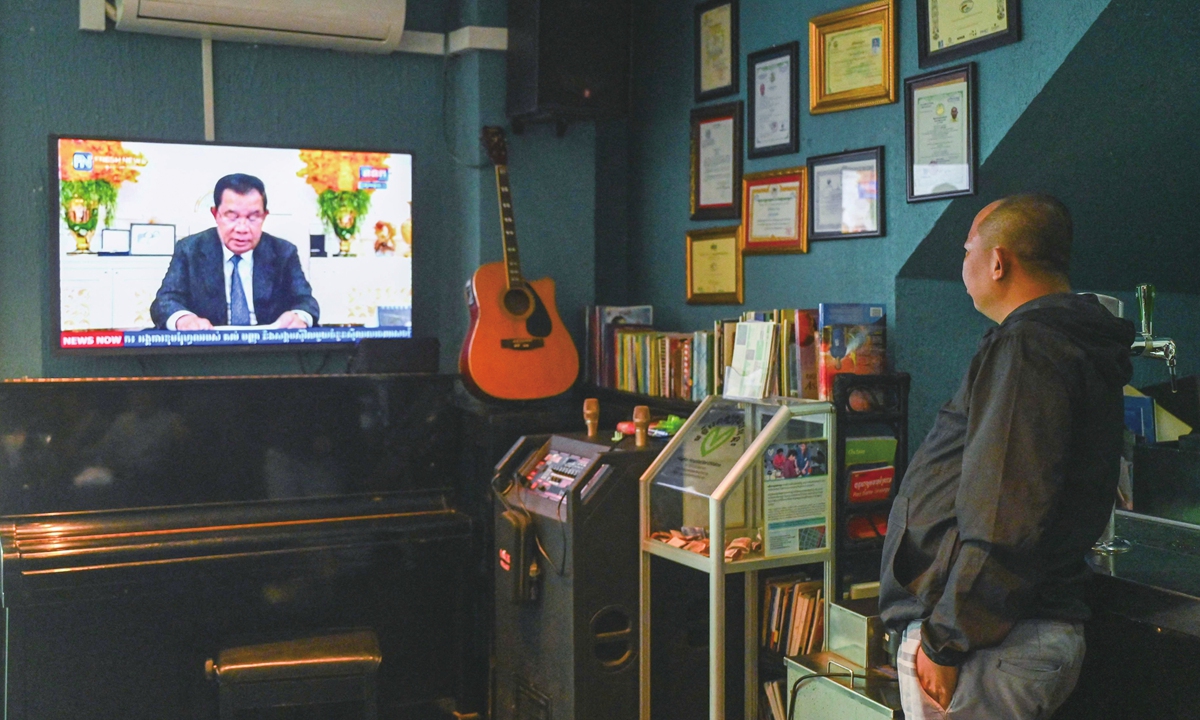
[655,405,746,496]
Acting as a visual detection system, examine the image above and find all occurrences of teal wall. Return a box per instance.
[621,0,1112,442]
[898,0,1200,444]
[0,0,594,379]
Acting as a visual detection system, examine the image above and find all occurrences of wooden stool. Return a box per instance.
[206,630,382,719]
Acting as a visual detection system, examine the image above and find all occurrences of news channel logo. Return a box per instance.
[72,152,94,172]
[359,165,389,190]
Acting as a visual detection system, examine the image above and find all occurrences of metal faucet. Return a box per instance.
[1095,284,1178,558]
[1130,284,1178,393]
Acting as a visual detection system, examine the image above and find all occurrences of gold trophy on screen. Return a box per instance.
[58,140,145,254]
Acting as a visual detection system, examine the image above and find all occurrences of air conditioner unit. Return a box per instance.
[113,0,407,54]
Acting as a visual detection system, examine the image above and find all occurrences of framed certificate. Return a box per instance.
[918,0,1020,68]
[694,0,739,102]
[809,0,896,115]
[129,223,176,255]
[686,226,743,304]
[747,42,799,159]
[741,167,807,255]
[906,63,976,202]
[690,102,743,221]
[807,147,885,240]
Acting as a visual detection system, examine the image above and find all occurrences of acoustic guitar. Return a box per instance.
[459,127,580,401]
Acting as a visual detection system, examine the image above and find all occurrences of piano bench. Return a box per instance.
[205,629,382,720]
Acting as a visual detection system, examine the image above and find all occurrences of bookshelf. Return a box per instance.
[830,373,910,602]
[638,396,837,720]
[586,305,815,404]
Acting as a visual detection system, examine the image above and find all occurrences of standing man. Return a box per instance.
[879,194,1135,719]
[151,173,319,330]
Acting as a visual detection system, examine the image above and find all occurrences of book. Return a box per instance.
[1123,393,1156,443]
[790,590,814,657]
[762,574,810,651]
[817,303,886,401]
[761,582,774,646]
[785,580,822,656]
[692,330,711,400]
[763,679,785,720]
[719,319,740,394]
[847,464,895,504]
[592,305,653,386]
[844,435,898,467]
[725,321,778,400]
[846,512,889,541]
[804,589,824,655]
[773,584,793,652]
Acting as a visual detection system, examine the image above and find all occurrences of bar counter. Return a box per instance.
[1055,510,1200,719]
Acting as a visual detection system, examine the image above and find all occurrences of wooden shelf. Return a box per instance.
[582,384,700,414]
[643,538,832,575]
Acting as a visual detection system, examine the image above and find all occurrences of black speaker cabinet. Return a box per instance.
[506,0,631,127]
[493,433,656,720]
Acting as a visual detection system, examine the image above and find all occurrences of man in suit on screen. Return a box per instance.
[150,173,319,330]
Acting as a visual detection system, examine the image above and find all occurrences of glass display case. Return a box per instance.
[639,395,837,720]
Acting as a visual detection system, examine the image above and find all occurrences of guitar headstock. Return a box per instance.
[481,126,508,166]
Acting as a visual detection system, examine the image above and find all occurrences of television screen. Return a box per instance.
[52,136,413,352]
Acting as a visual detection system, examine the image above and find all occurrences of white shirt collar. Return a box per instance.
[221,244,254,268]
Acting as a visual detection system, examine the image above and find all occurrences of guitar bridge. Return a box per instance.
[501,338,545,351]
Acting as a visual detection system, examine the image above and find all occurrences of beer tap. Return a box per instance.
[1130,284,1178,393]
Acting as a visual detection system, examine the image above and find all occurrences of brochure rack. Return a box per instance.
[639,395,837,720]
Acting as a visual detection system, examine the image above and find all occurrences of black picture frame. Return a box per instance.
[690,102,744,221]
[917,0,1021,68]
[905,63,977,203]
[694,0,740,102]
[807,146,885,240]
[747,42,800,159]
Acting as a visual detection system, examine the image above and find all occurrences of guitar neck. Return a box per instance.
[494,165,523,290]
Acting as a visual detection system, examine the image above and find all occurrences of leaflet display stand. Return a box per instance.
[639,396,837,720]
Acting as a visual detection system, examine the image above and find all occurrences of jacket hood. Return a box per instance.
[1003,293,1135,388]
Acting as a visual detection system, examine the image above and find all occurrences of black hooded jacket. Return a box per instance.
[879,293,1135,666]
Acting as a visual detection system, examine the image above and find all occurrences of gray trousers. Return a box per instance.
[897,619,1085,720]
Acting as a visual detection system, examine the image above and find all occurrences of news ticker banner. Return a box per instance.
[61,326,414,349]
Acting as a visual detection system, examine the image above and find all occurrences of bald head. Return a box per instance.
[976,194,1073,281]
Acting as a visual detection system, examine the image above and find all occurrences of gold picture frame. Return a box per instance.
[686,225,743,305]
[809,0,896,115]
[741,167,808,255]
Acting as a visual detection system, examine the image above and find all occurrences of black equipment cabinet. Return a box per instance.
[491,432,661,720]
[455,389,691,718]
[831,373,910,602]
[456,393,588,717]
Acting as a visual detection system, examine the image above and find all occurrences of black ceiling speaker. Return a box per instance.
[506,0,631,134]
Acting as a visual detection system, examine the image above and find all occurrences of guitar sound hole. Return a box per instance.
[503,288,532,316]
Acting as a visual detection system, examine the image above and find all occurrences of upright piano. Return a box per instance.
[0,374,472,719]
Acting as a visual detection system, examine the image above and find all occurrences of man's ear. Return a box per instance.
[210,206,218,220]
[990,246,1007,280]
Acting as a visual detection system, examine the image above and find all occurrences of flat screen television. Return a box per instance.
[51,136,413,353]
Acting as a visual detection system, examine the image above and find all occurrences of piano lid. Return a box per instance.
[0,374,460,516]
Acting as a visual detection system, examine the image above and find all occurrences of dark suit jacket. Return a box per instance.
[150,228,320,329]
